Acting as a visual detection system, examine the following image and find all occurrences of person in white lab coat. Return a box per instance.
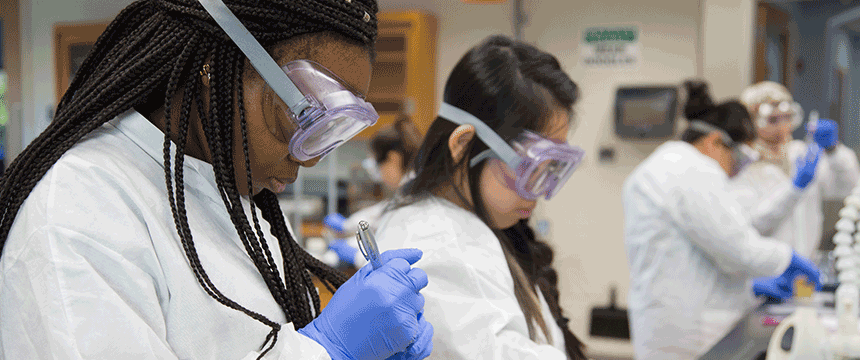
[324,115,421,267]
[730,81,860,258]
[0,1,433,359]
[375,35,587,360]
[623,81,822,360]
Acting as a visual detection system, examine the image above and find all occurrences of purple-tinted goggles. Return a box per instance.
[200,0,378,161]
[439,103,586,200]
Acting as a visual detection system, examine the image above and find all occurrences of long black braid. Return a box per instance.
[0,0,374,355]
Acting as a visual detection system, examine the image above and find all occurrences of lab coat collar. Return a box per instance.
[107,109,221,205]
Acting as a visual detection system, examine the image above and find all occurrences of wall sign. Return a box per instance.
[580,25,641,68]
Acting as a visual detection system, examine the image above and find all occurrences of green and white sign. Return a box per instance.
[581,25,640,68]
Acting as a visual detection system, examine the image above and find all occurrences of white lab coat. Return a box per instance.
[343,172,415,235]
[0,110,331,359]
[375,196,568,360]
[729,140,860,258]
[622,141,793,360]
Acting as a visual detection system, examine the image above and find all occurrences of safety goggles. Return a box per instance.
[688,121,760,176]
[755,101,803,130]
[439,103,586,200]
[199,0,378,161]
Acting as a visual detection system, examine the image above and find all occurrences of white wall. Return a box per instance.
[702,0,757,100]
[14,0,757,358]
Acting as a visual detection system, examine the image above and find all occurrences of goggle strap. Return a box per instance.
[688,120,734,147]
[198,0,310,116]
[469,149,498,168]
[439,103,523,169]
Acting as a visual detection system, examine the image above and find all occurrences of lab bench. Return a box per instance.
[699,292,840,360]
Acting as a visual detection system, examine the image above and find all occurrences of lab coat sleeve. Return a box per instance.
[817,144,860,200]
[676,176,792,278]
[747,180,804,236]
[0,226,330,360]
[416,237,568,360]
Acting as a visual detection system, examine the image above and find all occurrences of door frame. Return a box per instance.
[1,0,21,167]
[754,3,791,85]
[824,6,860,146]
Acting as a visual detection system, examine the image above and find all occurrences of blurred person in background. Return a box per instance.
[622,80,821,359]
[325,114,421,266]
[730,81,860,259]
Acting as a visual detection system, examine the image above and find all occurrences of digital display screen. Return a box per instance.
[615,87,678,139]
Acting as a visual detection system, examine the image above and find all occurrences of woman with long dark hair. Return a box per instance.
[0,0,432,359]
[375,35,588,359]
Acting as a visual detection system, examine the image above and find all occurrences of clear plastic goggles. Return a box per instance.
[756,101,803,130]
[439,103,586,200]
[688,120,761,176]
[483,130,585,200]
[282,60,378,161]
[199,0,378,162]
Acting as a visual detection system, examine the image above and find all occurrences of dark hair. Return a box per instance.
[0,0,377,356]
[681,80,756,144]
[370,114,421,170]
[503,220,583,358]
[399,35,586,359]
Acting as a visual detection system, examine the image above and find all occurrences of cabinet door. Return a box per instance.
[54,22,109,102]
[359,11,437,139]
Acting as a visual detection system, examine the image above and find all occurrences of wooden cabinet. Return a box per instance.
[358,11,438,138]
[54,22,109,102]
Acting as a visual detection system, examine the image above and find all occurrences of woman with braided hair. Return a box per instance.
[373,35,588,359]
[0,0,432,359]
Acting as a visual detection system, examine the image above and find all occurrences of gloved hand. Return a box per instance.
[753,276,793,299]
[808,119,839,150]
[385,311,434,360]
[298,249,431,360]
[329,239,360,264]
[792,143,822,189]
[780,251,822,291]
[324,213,347,234]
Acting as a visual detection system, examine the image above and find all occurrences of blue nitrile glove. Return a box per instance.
[753,276,793,299]
[385,311,434,360]
[809,119,839,150]
[779,251,822,291]
[329,239,360,264]
[298,249,431,360]
[792,143,822,189]
[324,213,347,234]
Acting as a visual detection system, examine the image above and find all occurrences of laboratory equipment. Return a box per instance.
[588,285,630,339]
[765,307,830,360]
[806,110,819,145]
[765,181,860,360]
